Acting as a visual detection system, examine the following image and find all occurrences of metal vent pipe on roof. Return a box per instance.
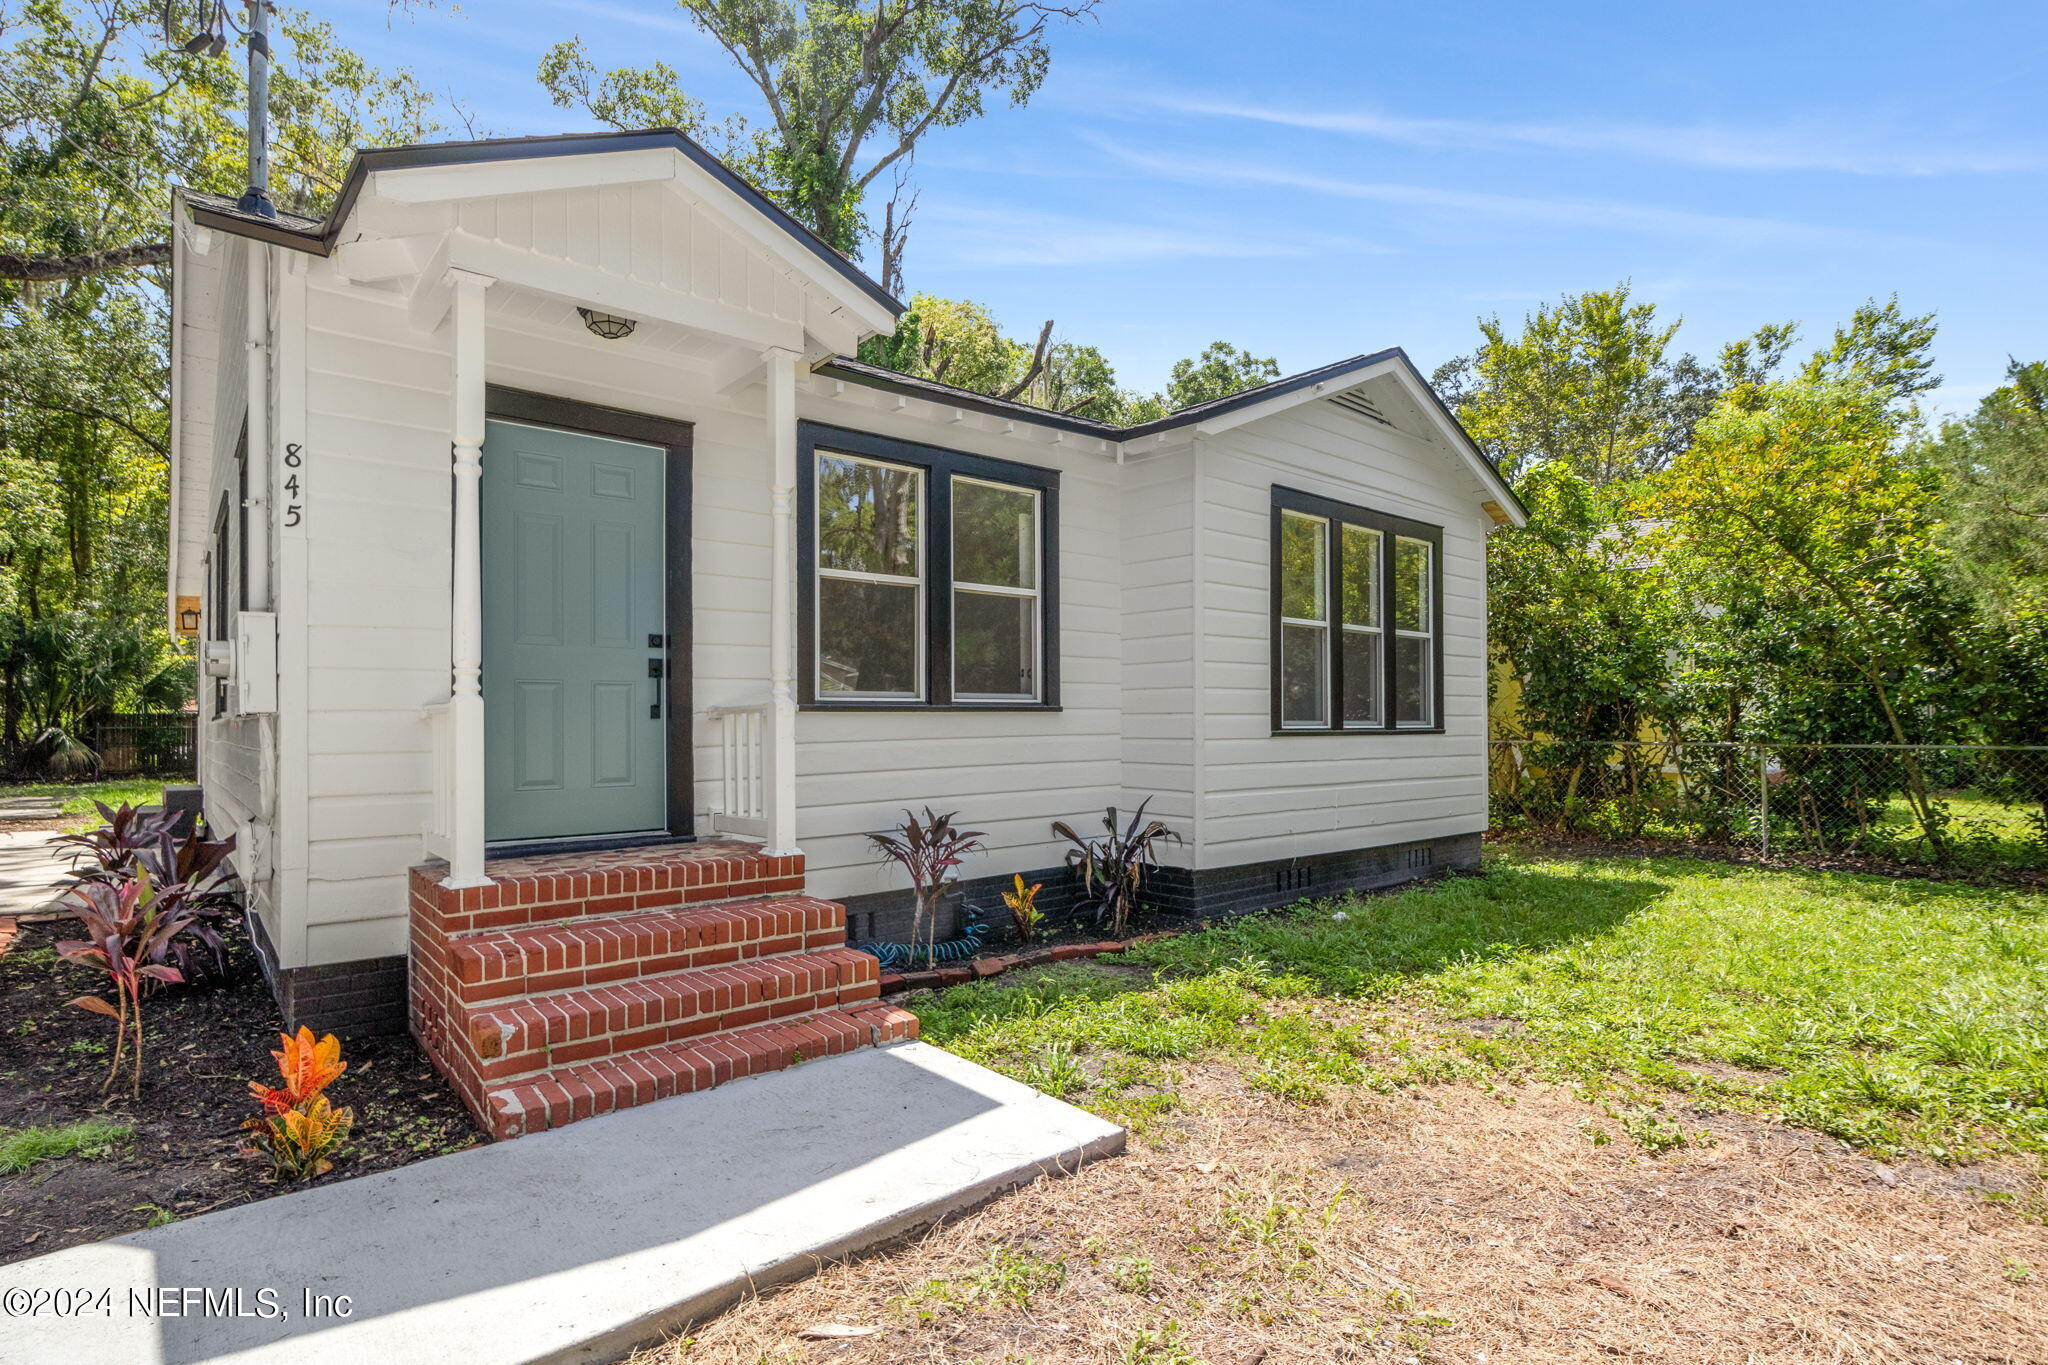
[235,0,276,220]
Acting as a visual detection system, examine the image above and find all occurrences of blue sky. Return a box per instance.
[329,0,2045,414]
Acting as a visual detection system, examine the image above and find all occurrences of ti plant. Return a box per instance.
[54,805,237,985]
[1052,799,1183,939]
[50,801,172,879]
[1002,874,1045,945]
[55,873,205,1097]
[246,1027,355,1181]
[867,808,987,967]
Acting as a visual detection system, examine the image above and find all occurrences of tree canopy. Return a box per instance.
[0,0,456,762]
[539,0,1101,267]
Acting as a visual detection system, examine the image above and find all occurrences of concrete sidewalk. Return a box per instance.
[0,1042,1124,1365]
[0,829,72,918]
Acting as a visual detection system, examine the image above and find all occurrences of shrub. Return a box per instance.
[244,1027,355,1180]
[56,871,218,1096]
[867,808,986,966]
[1002,874,1044,944]
[1052,799,1183,938]
[53,803,237,984]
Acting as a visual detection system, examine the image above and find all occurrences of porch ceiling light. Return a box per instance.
[577,307,637,341]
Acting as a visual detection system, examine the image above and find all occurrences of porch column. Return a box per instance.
[444,267,495,888]
[763,345,802,858]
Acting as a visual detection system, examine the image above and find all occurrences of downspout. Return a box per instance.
[239,0,274,613]
[241,0,277,891]
[166,195,186,638]
[244,244,271,614]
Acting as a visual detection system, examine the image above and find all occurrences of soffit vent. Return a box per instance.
[1327,388,1394,427]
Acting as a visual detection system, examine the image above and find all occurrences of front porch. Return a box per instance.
[408,840,916,1139]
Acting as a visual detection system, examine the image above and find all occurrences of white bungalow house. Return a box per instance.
[168,129,1526,1138]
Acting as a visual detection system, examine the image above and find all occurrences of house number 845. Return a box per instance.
[283,443,304,528]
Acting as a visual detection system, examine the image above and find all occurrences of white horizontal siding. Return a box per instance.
[1118,447,1197,827]
[223,174,1509,965]
[1192,393,1494,868]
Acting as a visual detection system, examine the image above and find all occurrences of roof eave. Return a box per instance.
[179,128,904,324]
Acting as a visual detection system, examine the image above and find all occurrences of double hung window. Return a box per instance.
[801,423,1059,709]
[1272,488,1441,732]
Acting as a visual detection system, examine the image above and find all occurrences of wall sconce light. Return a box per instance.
[577,307,637,341]
[176,596,203,638]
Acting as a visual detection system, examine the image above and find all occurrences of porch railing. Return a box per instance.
[703,703,770,840]
[423,700,455,862]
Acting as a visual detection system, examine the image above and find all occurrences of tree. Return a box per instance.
[1487,461,1674,829]
[1922,358,2048,610]
[1922,359,2048,802]
[1643,378,1964,846]
[1799,295,1941,409]
[1435,284,1715,487]
[1164,341,1279,410]
[538,0,1101,258]
[1,2,457,767]
[858,292,1168,423]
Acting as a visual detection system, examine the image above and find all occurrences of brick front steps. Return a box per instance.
[410,841,918,1140]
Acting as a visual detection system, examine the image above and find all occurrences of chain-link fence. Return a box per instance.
[1490,739,2048,873]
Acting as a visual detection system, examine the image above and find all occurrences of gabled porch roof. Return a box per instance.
[182,127,903,332]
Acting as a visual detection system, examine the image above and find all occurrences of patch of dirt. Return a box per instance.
[642,1053,2048,1364]
[0,918,481,1264]
[0,816,79,835]
[1676,1059,1785,1089]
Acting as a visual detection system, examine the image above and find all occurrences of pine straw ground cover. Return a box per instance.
[641,854,2048,1365]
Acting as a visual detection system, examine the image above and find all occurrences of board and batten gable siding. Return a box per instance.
[1192,393,1493,870]
[447,183,813,333]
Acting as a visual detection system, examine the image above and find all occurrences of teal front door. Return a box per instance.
[482,418,669,842]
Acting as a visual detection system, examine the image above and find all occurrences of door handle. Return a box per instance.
[648,657,664,719]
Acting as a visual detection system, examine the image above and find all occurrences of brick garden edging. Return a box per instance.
[875,932,1178,995]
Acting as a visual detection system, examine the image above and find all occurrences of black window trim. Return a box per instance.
[798,421,1061,712]
[1269,485,1445,736]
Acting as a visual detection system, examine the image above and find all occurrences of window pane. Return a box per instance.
[1342,525,1380,627]
[1281,622,1328,726]
[1343,629,1383,726]
[1394,536,1432,632]
[954,589,1037,698]
[1279,512,1327,621]
[1394,633,1432,725]
[953,479,1037,589]
[817,454,919,578]
[818,577,919,695]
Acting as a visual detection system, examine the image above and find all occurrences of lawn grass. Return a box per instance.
[914,853,2048,1163]
[0,1120,134,1176]
[0,778,169,829]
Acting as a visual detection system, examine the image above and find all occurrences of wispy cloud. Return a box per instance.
[1131,91,2040,177]
[1086,137,1935,251]
[551,0,707,38]
[911,201,1392,270]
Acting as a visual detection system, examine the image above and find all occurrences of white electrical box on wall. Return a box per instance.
[233,611,278,715]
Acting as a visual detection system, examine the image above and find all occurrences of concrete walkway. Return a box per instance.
[0,1042,1124,1365]
[0,828,73,918]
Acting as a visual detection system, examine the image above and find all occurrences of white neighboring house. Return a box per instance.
[168,129,1524,1131]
